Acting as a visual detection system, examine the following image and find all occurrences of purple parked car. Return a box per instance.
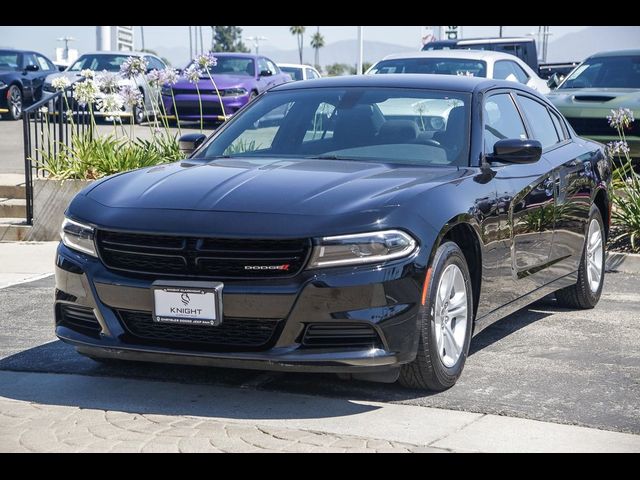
[162,53,291,123]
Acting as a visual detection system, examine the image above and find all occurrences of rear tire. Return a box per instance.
[399,242,473,391]
[555,205,605,309]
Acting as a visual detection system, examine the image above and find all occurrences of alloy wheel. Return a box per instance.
[586,218,604,293]
[434,264,468,368]
[8,86,22,119]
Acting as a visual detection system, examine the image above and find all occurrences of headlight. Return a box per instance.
[308,230,417,269]
[60,217,97,257]
[0,80,7,89]
[161,85,172,96]
[222,87,248,97]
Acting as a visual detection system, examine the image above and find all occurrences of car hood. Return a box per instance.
[172,75,255,91]
[548,88,640,113]
[84,157,460,216]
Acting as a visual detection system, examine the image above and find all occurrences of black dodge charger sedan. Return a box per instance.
[55,75,611,390]
[0,49,58,120]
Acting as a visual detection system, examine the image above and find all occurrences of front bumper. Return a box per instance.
[55,242,423,373]
[162,93,249,121]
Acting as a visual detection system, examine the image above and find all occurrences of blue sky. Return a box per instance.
[1,25,585,54]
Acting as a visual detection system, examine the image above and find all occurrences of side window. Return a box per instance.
[23,53,38,69]
[510,62,530,84]
[266,59,279,74]
[257,58,269,75]
[36,55,53,71]
[484,93,527,154]
[550,109,568,141]
[146,56,166,71]
[494,61,528,84]
[305,68,317,79]
[517,96,560,149]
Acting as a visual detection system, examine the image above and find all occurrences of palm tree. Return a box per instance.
[290,26,306,64]
[310,27,325,69]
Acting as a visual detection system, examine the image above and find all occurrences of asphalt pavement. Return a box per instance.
[0,263,638,437]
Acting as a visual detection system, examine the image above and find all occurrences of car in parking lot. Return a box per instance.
[368,50,550,94]
[0,49,58,120]
[55,75,610,391]
[161,53,291,123]
[548,49,640,159]
[278,63,322,81]
[42,51,167,124]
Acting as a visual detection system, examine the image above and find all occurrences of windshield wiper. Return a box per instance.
[306,154,347,160]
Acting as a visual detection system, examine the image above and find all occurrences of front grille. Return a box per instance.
[566,117,640,137]
[302,324,383,349]
[56,304,101,338]
[118,310,281,352]
[96,230,311,279]
[173,88,221,96]
[174,102,224,117]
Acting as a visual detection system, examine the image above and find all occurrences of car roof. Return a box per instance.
[278,63,316,69]
[589,49,640,58]
[211,52,259,59]
[78,51,155,58]
[381,50,523,62]
[271,73,526,94]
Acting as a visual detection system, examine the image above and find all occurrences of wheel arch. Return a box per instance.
[593,187,610,241]
[426,215,483,320]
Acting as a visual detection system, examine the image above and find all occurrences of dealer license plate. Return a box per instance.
[152,282,223,326]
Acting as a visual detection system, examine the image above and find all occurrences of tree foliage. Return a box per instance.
[210,26,250,53]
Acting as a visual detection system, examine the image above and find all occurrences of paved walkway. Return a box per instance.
[0,242,57,289]
[1,371,638,453]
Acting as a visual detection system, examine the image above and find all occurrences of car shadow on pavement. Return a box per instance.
[0,295,567,411]
[0,341,381,420]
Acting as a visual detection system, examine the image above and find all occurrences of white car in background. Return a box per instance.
[278,63,322,82]
[367,50,550,94]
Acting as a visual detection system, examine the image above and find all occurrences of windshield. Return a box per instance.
[0,51,20,70]
[560,55,640,89]
[195,87,471,167]
[186,56,255,76]
[281,67,303,81]
[369,58,487,78]
[69,54,133,73]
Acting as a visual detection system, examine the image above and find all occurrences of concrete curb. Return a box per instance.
[0,371,639,453]
[606,252,640,274]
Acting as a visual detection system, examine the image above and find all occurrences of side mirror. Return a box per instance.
[488,139,542,165]
[179,133,207,155]
[547,73,560,89]
[259,70,273,77]
[25,64,40,72]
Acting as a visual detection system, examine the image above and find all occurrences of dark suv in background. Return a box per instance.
[0,49,58,120]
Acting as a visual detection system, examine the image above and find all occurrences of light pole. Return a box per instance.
[357,26,364,75]
[247,36,268,55]
[57,37,75,61]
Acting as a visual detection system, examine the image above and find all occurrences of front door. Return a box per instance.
[482,92,556,306]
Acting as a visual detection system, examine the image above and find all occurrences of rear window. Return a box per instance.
[369,58,487,78]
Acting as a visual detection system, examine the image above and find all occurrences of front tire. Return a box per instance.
[399,242,474,391]
[555,205,605,309]
[5,85,23,120]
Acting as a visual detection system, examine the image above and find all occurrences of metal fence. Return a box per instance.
[22,88,92,224]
